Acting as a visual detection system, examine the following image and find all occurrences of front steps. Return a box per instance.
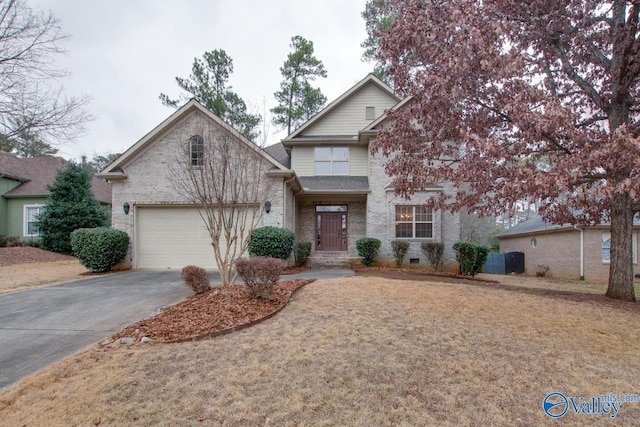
[307,251,357,269]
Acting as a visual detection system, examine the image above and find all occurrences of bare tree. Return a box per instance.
[0,0,92,143]
[170,126,275,286]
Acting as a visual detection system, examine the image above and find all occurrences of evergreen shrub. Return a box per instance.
[294,241,312,267]
[356,237,381,267]
[248,226,295,260]
[421,242,444,271]
[391,240,410,267]
[71,227,129,272]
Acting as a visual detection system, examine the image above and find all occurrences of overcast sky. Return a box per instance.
[30,0,373,161]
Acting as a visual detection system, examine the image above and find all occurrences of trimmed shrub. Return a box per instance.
[294,241,312,267]
[356,237,381,267]
[452,241,489,276]
[235,256,286,299]
[181,265,211,294]
[248,226,295,260]
[70,227,129,273]
[421,242,444,271]
[391,240,410,267]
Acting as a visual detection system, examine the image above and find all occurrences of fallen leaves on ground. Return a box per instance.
[0,247,75,266]
[112,279,314,342]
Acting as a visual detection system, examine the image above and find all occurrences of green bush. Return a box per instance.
[421,242,444,271]
[391,240,410,267]
[71,227,129,273]
[235,256,286,299]
[38,162,109,254]
[248,226,295,260]
[474,245,489,275]
[452,241,489,276]
[181,265,211,294]
[293,241,312,267]
[356,237,381,267]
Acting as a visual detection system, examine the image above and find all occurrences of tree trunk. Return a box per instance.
[606,192,636,302]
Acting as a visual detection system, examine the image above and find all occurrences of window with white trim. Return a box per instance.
[602,232,638,264]
[190,135,204,166]
[314,147,349,175]
[395,205,433,238]
[24,204,44,237]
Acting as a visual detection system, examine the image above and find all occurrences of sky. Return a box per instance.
[30,0,373,162]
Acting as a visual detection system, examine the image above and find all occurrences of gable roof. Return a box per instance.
[362,95,414,133]
[263,142,290,169]
[0,151,112,204]
[99,99,290,180]
[283,74,399,141]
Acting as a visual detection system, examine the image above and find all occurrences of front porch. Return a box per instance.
[295,195,367,262]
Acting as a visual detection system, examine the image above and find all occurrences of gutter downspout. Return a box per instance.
[574,225,584,278]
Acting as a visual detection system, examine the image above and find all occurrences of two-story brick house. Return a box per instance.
[100,74,460,270]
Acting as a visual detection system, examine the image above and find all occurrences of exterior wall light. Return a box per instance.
[264,200,271,214]
[123,202,130,215]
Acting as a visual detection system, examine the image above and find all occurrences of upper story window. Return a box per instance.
[190,135,204,166]
[395,205,433,239]
[24,204,44,237]
[314,147,349,175]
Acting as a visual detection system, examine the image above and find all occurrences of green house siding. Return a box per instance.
[5,196,48,239]
[0,177,22,235]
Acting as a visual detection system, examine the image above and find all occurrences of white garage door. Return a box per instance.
[136,207,220,269]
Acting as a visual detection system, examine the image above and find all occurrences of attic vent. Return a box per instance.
[365,106,375,120]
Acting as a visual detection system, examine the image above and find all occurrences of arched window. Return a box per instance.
[190,135,204,166]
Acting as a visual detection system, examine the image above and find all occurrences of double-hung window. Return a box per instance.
[24,205,44,237]
[395,205,433,238]
[314,147,349,175]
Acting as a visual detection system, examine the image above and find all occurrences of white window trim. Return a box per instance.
[395,205,434,239]
[314,147,349,176]
[23,204,44,237]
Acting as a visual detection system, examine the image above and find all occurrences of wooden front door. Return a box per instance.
[316,211,348,251]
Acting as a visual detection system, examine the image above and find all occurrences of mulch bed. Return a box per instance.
[354,266,498,285]
[112,279,314,342]
[0,247,76,266]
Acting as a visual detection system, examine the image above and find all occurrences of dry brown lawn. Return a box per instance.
[1,275,640,426]
[0,260,88,294]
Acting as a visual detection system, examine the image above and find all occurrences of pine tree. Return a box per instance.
[159,49,261,140]
[272,36,327,134]
[37,162,109,254]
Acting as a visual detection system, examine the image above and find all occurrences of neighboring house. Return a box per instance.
[99,74,461,270]
[0,152,112,241]
[497,215,640,282]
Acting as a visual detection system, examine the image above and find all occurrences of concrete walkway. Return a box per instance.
[0,268,353,390]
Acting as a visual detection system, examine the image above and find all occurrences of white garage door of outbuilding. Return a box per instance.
[136,207,221,269]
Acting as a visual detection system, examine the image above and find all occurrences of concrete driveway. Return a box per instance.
[0,270,193,390]
[0,268,354,391]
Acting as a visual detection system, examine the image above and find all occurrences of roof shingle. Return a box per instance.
[0,151,112,204]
